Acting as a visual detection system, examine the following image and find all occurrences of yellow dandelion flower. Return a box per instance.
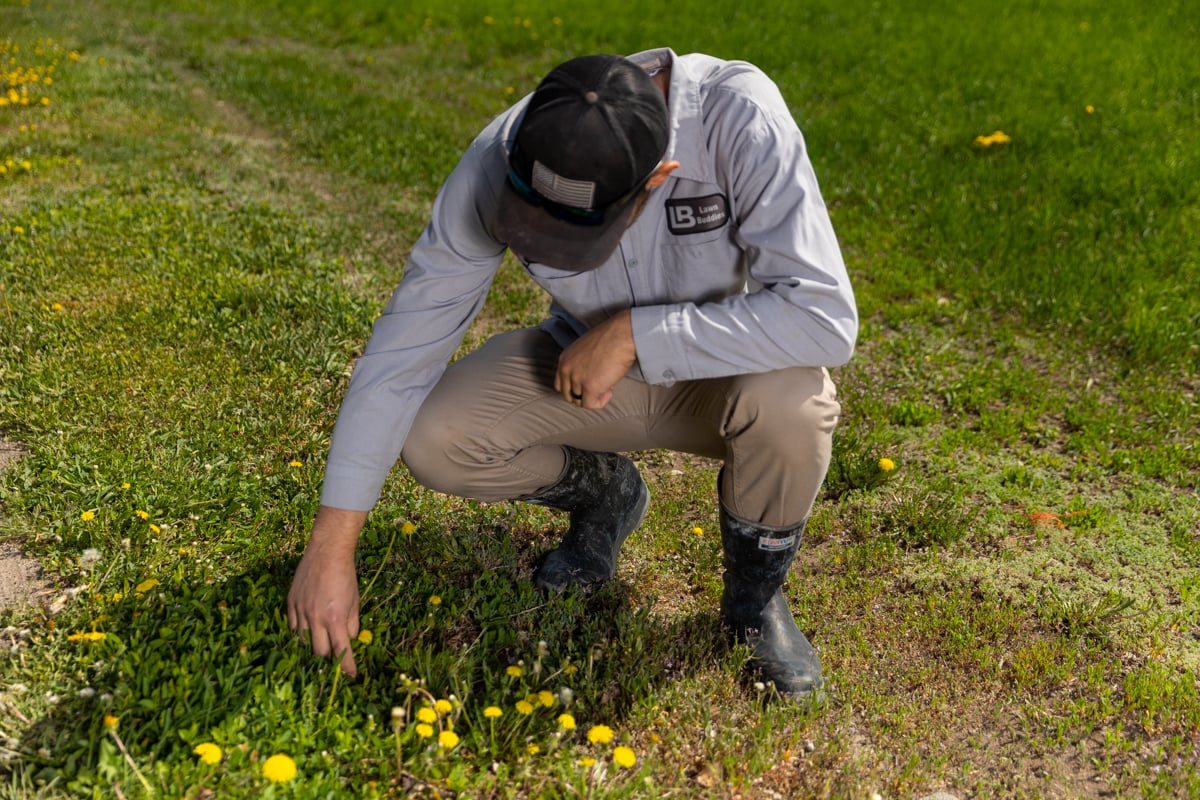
[586,724,613,745]
[483,705,502,718]
[558,713,576,730]
[149,524,161,534]
[50,302,63,312]
[878,457,895,472]
[289,460,303,468]
[80,510,95,522]
[357,629,373,644]
[579,756,596,767]
[193,742,222,765]
[400,521,417,535]
[262,753,297,783]
[103,714,119,729]
[120,482,130,490]
[135,510,149,520]
[1085,104,1095,114]
[434,698,453,714]
[613,746,637,768]
[69,51,81,62]
[537,690,555,708]
[527,743,540,755]
[483,15,494,24]
[429,594,442,606]
[417,707,438,724]
[515,700,534,715]
[415,723,434,738]
[564,664,578,674]
[68,631,107,642]
[973,130,1012,147]
[134,578,160,593]
[691,526,704,536]
[506,665,523,678]
[438,730,460,748]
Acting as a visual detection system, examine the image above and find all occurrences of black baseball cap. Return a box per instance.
[495,54,669,270]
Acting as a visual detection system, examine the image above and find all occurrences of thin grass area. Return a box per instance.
[2,0,1198,798]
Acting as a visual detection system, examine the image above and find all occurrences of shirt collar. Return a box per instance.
[626,48,710,184]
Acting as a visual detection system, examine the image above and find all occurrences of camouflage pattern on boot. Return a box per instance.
[523,446,649,592]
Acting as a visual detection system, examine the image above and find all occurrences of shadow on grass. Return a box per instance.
[8,519,731,791]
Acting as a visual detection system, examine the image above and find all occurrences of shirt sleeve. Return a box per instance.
[319,133,508,512]
[631,70,858,384]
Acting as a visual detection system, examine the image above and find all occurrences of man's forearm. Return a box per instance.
[308,505,369,556]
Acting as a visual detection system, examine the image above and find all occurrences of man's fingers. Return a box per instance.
[308,623,333,658]
[294,618,358,676]
[338,644,359,678]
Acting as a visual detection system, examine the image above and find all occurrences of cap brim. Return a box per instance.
[494,178,637,271]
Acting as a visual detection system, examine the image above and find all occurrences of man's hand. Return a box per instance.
[287,505,367,677]
[555,309,637,410]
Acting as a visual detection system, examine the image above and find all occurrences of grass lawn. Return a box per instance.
[1,0,1198,797]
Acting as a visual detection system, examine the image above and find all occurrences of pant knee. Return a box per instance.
[720,367,840,525]
[723,367,839,455]
[401,404,468,496]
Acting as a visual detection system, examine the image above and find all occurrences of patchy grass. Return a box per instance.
[1,0,1198,798]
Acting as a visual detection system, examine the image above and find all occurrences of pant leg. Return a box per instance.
[711,367,840,527]
[402,328,667,500]
[403,327,839,526]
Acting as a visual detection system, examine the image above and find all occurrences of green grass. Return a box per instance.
[2,0,1198,797]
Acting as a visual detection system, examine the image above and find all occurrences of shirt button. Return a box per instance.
[663,369,675,381]
[628,259,639,268]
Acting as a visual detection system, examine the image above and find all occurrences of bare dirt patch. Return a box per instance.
[0,438,46,614]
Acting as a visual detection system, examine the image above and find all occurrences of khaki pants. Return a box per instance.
[402,328,840,527]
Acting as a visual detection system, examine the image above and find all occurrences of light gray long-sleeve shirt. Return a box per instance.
[319,48,859,512]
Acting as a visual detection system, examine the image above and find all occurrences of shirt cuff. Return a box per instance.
[630,305,688,386]
[319,462,389,513]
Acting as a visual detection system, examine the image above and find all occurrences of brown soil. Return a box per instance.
[0,438,46,614]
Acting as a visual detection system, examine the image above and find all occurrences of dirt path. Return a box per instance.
[0,438,45,614]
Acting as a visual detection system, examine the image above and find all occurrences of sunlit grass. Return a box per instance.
[1,0,1198,797]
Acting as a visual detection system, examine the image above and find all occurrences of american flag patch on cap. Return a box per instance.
[532,161,596,209]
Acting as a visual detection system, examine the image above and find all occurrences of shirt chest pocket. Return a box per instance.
[657,230,746,305]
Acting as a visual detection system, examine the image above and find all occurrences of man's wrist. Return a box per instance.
[309,505,368,556]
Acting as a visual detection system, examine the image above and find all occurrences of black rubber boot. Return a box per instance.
[522,446,650,593]
[720,503,824,702]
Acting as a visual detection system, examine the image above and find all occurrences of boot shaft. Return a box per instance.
[522,446,632,512]
[719,505,805,631]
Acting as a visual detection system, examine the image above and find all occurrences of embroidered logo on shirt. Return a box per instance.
[758,534,797,552]
[665,194,729,235]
